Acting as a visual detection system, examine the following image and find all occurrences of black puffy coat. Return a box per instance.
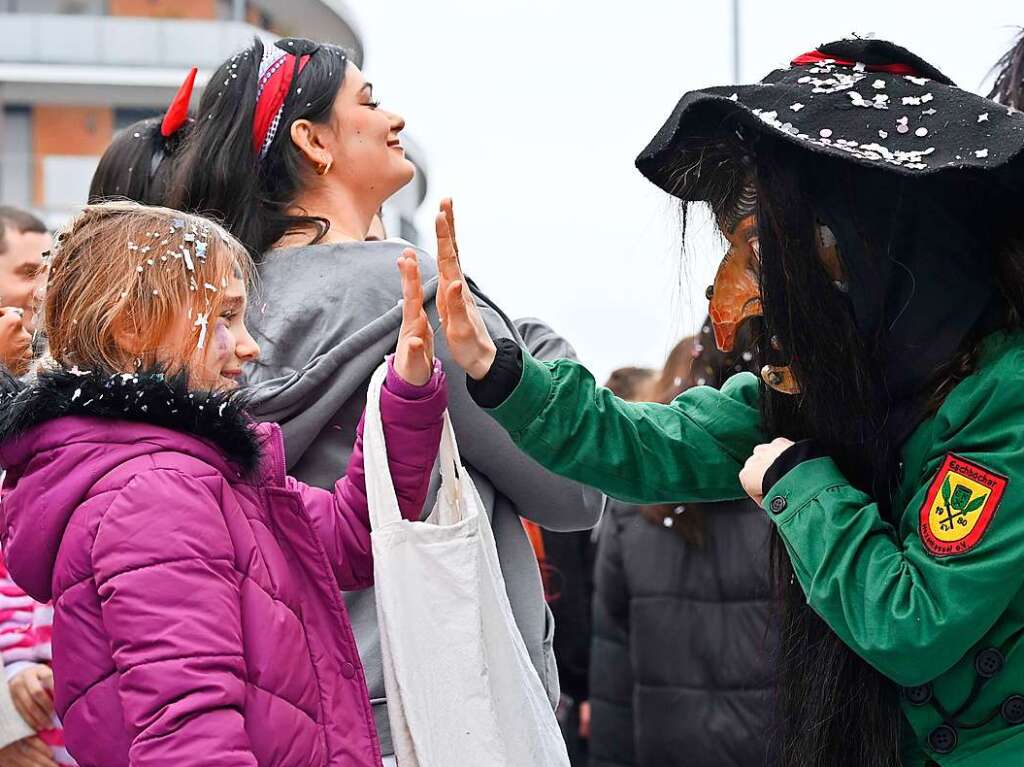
[588,498,777,767]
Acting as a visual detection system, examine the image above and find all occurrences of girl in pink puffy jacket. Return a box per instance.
[0,202,444,766]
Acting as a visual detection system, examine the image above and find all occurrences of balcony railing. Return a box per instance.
[0,14,272,69]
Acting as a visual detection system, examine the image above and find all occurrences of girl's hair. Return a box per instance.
[169,38,349,259]
[89,117,193,206]
[638,321,759,546]
[989,28,1024,109]
[44,201,255,376]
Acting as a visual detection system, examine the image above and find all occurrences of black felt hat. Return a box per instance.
[636,37,1024,199]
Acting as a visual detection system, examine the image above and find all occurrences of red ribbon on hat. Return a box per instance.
[161,66,197,138]
[252,52,311,156]
[791,50,921,77]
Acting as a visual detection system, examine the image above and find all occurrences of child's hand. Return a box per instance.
[0,736,58,766]
[434,199,496,380]
[9,665,54,732]
[395,250,434,386]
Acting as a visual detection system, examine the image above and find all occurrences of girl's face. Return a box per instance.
[186,277,260,391]
[312,63,415,202]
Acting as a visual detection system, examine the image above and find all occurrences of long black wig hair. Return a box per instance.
[672,132,1024,766]
[169,38,349,259]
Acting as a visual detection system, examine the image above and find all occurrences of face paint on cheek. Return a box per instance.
[213,323,233,363]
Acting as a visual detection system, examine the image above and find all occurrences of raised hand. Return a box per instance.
[394,249,435,386]
[434,198,496,380]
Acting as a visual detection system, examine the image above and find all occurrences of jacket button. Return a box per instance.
[928,724,958,755]
[904,683,932,706]
[1001,695,1024,725]
[341,662,356,679]
[975,647,1005,678]
[769,496,788,514]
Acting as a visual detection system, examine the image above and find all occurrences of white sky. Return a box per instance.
[353,0,1022,383]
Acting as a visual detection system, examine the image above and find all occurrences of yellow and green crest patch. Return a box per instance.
[919,454,1007,557]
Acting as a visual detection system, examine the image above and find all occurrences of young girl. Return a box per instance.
[439,38,1024,767]
[0,202,446,766]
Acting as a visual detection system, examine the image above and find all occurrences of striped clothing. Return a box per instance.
[0,553,75,765]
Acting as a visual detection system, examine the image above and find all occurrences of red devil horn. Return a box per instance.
[161,66,198,138]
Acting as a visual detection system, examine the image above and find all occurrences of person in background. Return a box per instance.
[0,208,48,376]
[589,322,775,767]
[516,318,600,766]
[0,206,58,766]
[88,68,196,208]
[602,366,656,404]
[168,38,602,764]
[0,556,69,767]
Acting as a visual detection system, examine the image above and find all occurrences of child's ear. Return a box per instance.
[111,315,146,358]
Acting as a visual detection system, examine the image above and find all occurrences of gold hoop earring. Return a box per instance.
[316,157,333,176]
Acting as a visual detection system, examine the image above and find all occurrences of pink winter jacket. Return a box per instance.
[0,360,446,767]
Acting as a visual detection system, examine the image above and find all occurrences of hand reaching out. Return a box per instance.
[434,198,497,380]
[394,250,435,386]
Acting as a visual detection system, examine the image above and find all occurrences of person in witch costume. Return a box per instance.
[88,67,197,206]
[432,37,1024,767]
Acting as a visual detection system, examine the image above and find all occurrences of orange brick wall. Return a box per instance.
[109,0,217,19]
[31,106,113,206]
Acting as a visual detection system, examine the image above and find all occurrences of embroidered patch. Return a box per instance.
[919,454,1007,557]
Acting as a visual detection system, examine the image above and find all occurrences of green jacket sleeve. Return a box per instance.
[485,349,766,504]
[765,372,1024,688]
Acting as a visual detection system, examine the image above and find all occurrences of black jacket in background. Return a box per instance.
[589,498,777,767]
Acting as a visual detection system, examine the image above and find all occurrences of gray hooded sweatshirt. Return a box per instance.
[244,240,602,755]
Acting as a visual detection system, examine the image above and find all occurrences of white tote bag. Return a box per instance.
[363,362,570,767]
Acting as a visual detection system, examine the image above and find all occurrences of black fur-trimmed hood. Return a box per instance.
[0,365,262,473]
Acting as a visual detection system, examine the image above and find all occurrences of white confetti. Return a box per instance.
[790,102,805,112]
[819,128,833,138]
[195,313,209,349]
[978,112,990,123]
[915,127,928,137]
[872,79,886,89]
[975,149,989,158]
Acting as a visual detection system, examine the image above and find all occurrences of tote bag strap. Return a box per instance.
[363,361,404,530]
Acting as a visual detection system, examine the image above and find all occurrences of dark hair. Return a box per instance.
[989,28,1024,109]
[169,38,348,259]
[638,320,760,546]
[0,206,47,236]
[89,117,192,206]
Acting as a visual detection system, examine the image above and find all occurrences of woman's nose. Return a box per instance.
[389,111,406,135]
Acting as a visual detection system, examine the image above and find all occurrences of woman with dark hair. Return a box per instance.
[88,68,196,206]
[589,322,775,767]
[167,37,601,763]
[437,38,1024,766]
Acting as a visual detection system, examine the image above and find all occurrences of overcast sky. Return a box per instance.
[352,0,1022,382]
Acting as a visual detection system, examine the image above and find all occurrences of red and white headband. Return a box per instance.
[252,45,311,159]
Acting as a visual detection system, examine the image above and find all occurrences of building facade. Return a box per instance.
[0,0,427,242]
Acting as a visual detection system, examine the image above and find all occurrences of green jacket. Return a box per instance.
[486,330,1024,766]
